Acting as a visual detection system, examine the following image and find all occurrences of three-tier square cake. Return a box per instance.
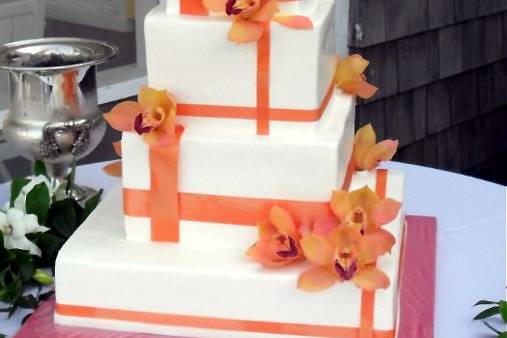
[54,1,406,337]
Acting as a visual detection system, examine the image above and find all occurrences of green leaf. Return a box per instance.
[474,300,498,306]
[483,321,501,334]
[499,332,507,338]
[33,160,47,178]
[8,249,35,283]
[25,182,51,224]
[82,189,103,222]
[16,294,38,309]
[29,232,65,268]
[38,290,55,302]
[0,233,7,262]
[33,269,53,285]
[10,177,30,207]
[499,301,507,322]
[0,276,22,304]
[18,261,36,284]
[47,199,78,238]
[474,306,500,320]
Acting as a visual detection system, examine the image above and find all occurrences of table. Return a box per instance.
[1,161,506,338]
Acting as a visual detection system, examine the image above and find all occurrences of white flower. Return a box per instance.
[14,175,55,212]
[0,208,49,256]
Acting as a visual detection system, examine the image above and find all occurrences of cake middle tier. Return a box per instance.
[122,90,354,204]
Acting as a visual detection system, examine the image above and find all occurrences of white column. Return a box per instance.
[335,0,350,58]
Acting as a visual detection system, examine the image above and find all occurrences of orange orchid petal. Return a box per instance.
[246,242,292,268]
[301,235,334,266]
[354,124,376,168]
[202,0,227,12]
[251,0,278,22]
[299,221,312,238]
[157,106,176,135]
[371,198,402,227]
[269,205,296,237]
[142,130,172,147]
[297,266,338,292]
[103,161,122,177]
[112,141,122,158]
[312,216,340,236]
[359,229,396,264]
[103,101,141,132]
[139,87,176,118]
[272,15,313,29]
[335,54,369,83]
[228,19,264,43]
[339,79,378,99]
[352,266,390,291]
[328,225,362,251]
[360,140,399,171]
[330,190,351,221]
[257,221,277,241]
[349,186,380,215]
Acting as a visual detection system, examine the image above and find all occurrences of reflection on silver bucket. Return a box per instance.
[0,38,117,200]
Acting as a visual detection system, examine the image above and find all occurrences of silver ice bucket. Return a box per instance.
[0,38,117,199]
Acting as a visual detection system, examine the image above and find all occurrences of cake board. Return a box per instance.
[15,215,436,338]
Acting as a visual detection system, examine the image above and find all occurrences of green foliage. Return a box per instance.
[33,160,47,178]
[28,232,65,270]
[47,199,80,238]
[474,306,500,320]
[474,299,507,337]
[83,189,103,221]
[9,178,30,207]
[25,183,50,224]
[499,301,507,322]
[0,161,103,320]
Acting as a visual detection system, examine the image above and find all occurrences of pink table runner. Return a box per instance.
[15,215,437,338]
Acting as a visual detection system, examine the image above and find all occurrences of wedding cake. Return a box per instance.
[54,1,405,337]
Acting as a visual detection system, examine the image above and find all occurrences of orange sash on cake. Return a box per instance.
[177,0,335,136]
[60,169,390,337]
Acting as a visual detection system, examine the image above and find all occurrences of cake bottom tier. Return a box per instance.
[55,170,405,338]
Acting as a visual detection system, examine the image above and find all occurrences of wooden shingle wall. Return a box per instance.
[350,0,507,183]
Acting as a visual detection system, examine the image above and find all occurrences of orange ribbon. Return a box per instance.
[180,0,208,15]
[143,127,184,242]
[177,1,334,135]
[256,22,271,135]
[124,152,355,238]
[56,303,394,338]
[359,169,387,338]
[177,81,334,122]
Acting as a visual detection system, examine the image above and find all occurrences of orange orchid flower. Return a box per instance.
[354,124,399,171]
[104,87,178,147]
[329,186,401,235]
[246,205,304,268]
[202,0,313,44]
[102,141,122,177]
[298,225,394,292]
[335,54,378,99]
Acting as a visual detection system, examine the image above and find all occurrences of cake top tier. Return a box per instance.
[165,0,323,17]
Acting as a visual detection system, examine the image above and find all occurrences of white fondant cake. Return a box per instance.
[55,170,405,338]
[54,0,406,337]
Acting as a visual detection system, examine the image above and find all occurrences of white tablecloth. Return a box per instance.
[1,161,506,338]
